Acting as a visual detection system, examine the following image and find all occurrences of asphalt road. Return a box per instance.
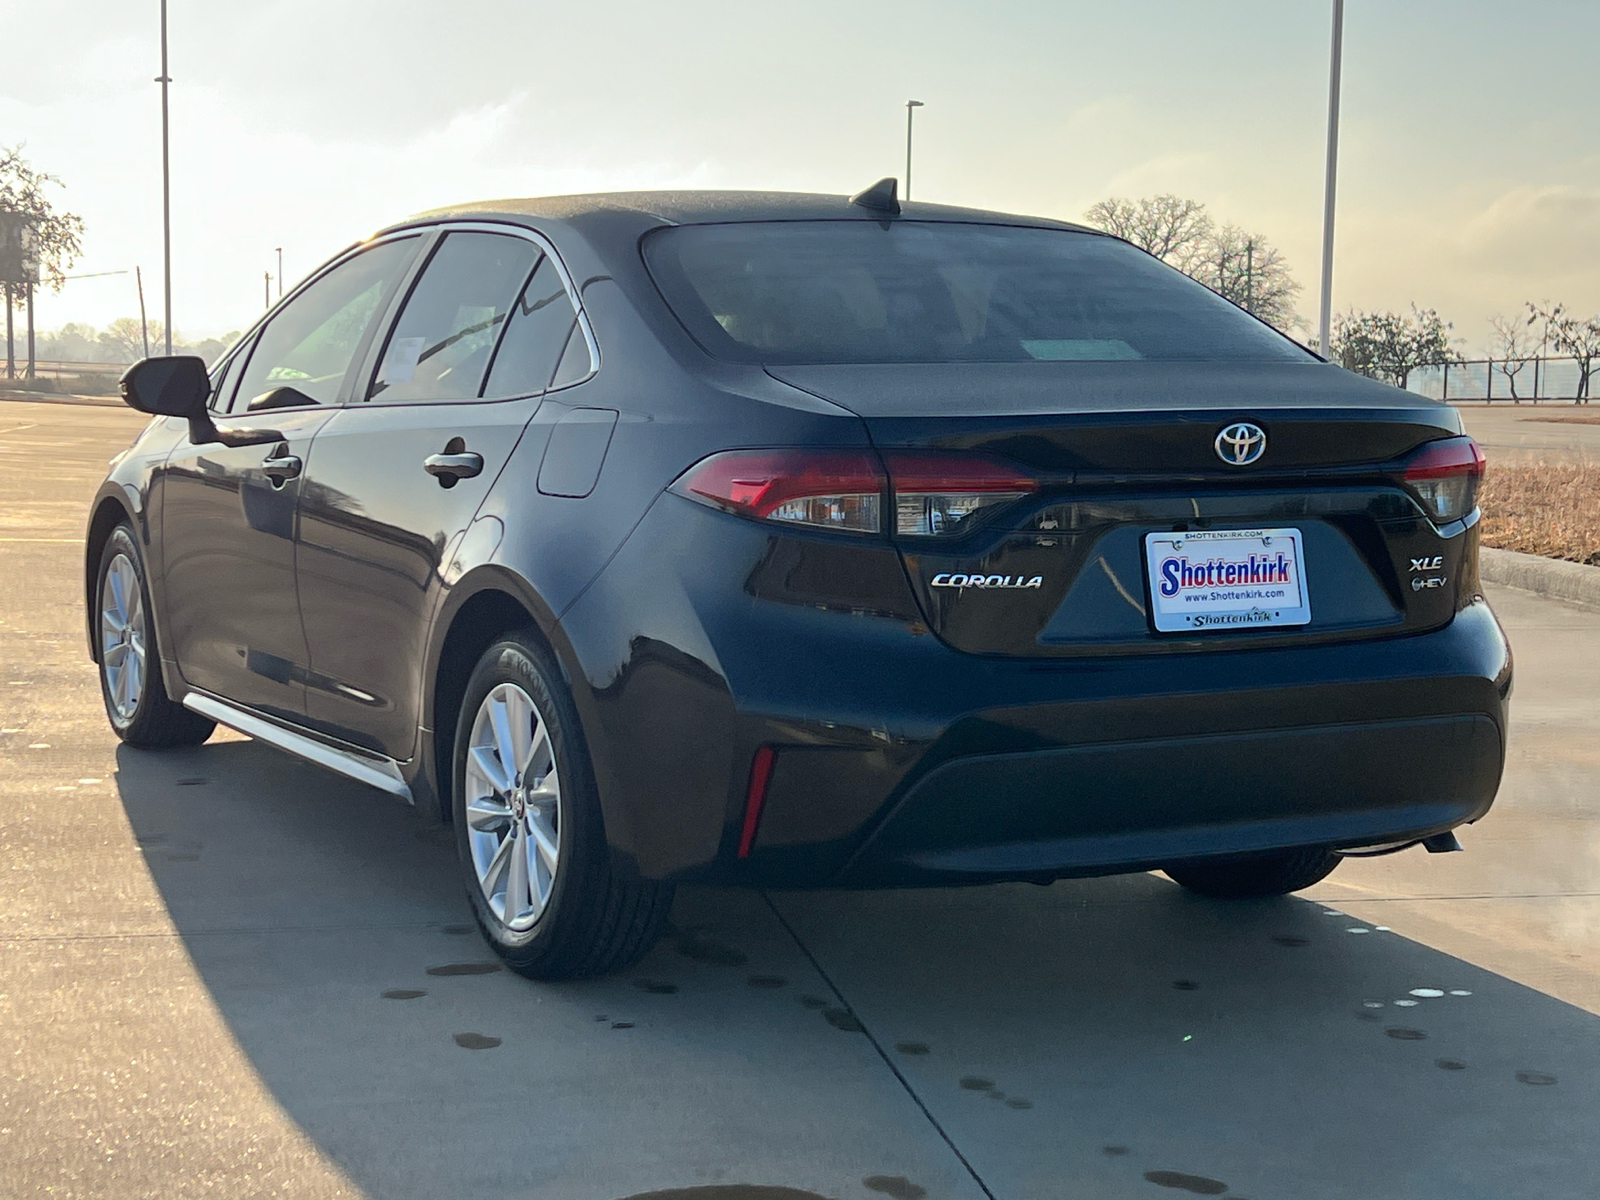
[3,398,1597,1200]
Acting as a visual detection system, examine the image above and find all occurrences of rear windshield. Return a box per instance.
[644,220,1310,365]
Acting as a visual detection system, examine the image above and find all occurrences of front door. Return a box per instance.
[294,228,585,759]
[159,235,421,720]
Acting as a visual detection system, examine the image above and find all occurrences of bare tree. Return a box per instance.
[1488,312,1535,400]
[1083,194,1213,273]
[96,317,155,365]
[1331,306,1458,390]
[1187,224,1303,332]
[1527,302,1600,404]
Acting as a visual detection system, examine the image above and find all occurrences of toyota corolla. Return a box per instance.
[86,182,1511,978]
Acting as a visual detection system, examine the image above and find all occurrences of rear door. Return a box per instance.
[293,225,591,758]
[159,235,420,720]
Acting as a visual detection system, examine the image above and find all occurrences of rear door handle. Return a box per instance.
[261,451,303,486]
[423,451,484,486]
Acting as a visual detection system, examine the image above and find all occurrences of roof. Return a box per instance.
[413,189,1098,233]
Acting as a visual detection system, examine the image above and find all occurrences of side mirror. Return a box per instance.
[119,355,284,449]
[119,356,210,418]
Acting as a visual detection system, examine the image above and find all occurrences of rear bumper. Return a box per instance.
[559,500,1512,886]
[833,713,1499,885]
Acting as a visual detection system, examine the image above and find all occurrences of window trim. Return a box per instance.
[355,220,599,409]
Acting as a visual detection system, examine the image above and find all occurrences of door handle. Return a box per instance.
[423,450,484,487]
[261,450,303,486]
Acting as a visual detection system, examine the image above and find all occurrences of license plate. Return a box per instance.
[1143,528,1311,633]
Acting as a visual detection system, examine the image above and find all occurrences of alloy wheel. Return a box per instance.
[100,552,147,723]
[463,682,562,930]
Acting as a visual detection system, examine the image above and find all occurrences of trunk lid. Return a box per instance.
[767,361,1476,657]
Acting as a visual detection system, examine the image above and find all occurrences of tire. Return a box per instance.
[95,524,216,749]
[451,632,673,980]
[1163,846,1341,899]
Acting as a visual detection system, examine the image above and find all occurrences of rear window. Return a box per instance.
[644,220,1310,365]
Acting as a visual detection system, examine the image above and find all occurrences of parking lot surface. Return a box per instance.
[1455,402,1600,466]
[3,398,1597,1200]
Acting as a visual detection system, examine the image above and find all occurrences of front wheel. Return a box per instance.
[1163,847,1341,899]
[95,524,216,749]
[452,633,673,979]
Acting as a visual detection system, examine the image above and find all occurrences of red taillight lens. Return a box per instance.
[670,449,885,532]
[670,448,1040,537]
[883,451,1039,536]
[1400,436,1485,523]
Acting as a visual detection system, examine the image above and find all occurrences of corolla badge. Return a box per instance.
[930,573,1044,589]
[1214,422,1267,466]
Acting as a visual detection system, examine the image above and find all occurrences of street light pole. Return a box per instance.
[157,0,173,355]
[1316,0,1344,359]
[905,100,924,201]
[275,247,283,299]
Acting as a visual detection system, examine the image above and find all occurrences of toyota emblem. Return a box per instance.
[1214,422,1267,466]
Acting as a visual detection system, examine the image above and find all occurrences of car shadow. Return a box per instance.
[115,739,1596,1200]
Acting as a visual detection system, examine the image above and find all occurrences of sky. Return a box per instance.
[5,0,1599,356]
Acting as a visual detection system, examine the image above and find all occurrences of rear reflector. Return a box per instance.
[671,449,884,533]
[737,745,777,858]
[884,451,1038,536]
[1401,436,1485,523]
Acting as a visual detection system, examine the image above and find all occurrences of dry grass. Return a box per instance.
[1479,463,1600,566]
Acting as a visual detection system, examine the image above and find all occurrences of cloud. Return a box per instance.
[1453,184,1600,275]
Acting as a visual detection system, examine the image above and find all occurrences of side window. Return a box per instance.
[549,320,595,390]
[368,231,541,403]
[232,237,418,411]
[482,254,584,398]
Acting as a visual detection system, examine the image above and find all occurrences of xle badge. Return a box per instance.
[931,573,1044,590]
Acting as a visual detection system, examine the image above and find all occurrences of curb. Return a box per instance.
[1481,546,1600,609]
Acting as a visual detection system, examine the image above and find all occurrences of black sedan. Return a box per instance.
[87,182,1511,978]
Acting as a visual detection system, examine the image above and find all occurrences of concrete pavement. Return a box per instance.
[3,399,1598,1200]
[1454,402,1600,465]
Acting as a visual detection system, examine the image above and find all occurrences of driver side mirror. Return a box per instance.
[118,355,283,449]
[119,356,210,418]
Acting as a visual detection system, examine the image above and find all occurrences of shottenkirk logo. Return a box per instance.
[1157,552,1292,597]
[1214,422,1267,466]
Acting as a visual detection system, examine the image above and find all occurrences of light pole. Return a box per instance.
[1316,0,1344,358]
[905,100,924,201]
[275,247,283,299]
[157,0,173,355]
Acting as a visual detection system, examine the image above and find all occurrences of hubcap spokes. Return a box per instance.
[100,554,146,721]
[464,682,560,931]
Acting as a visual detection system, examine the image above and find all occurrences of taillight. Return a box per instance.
[670,448,1039,537]
[670,449,885,532]
[1401,436,1485,523]
[884,451,1038,536]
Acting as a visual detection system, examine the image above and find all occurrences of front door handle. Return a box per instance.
[261,449,303,487]
[423,449,484,488]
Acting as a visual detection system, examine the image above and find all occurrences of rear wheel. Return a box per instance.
[1163,847,1340,899]
[452,633,673,979]
[95,524,216,749]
